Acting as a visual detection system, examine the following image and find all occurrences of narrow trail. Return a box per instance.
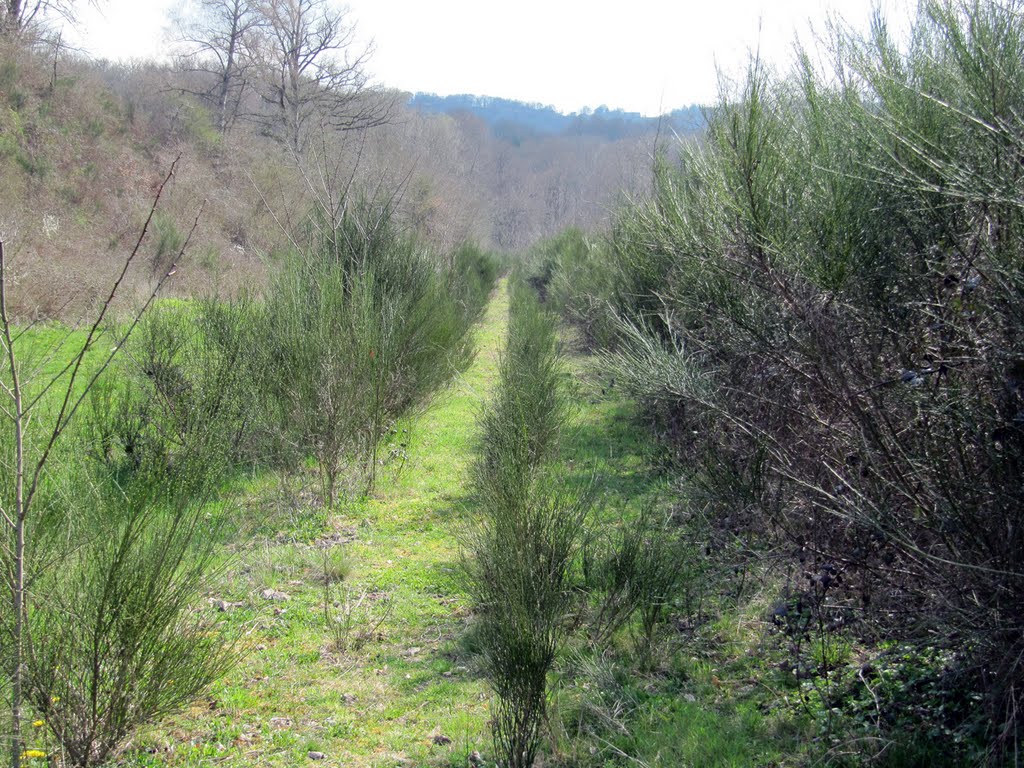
[149,282,510,768]
[332,277,512,760]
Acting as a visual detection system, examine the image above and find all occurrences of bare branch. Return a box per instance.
[22,158,183,513]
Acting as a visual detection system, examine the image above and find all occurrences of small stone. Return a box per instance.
[261,588,291,601]
[210,598,242,612]
[308,751,326,760]
[341,693,357,705]
[432,734,452,746]
[405,647,422,657]
[683,693,696,703]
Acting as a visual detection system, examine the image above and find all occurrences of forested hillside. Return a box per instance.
[408,93,705,141]
[0,26,674,318]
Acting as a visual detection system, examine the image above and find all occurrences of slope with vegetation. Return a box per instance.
[530,0,1024,764]
[5,0,1024,765]
[0,3,664,318]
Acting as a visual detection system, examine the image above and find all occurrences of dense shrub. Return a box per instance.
[522,229,619,347]
[583,504,694,658]
[552,0,1024,760]
[85,297,259,482]
[449,242,501,319]
[23,469,234,768]
[465,282,586,768]
[85,202,497,507]
[255,202,494,502]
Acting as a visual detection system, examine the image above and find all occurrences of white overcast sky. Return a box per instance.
[64,0,914,115]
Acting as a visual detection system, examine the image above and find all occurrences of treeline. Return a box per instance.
[408,93,705,142]
[529,0,1024,763]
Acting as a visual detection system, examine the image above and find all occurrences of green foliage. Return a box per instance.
[150,211,185,276]
[23,471,234,768]
[255,201,495,503]
[519,229,620,347]
[85,298,257,487]
[475,283,565,497]
[449,242,501,320]
[81,202,498,517]
[547,0,1024,760]
[817,644,986,767]
[465,282,586,768]
[584,504,695,659]
[1,187,237,768]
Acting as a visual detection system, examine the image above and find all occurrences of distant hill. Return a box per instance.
[408,93,705,143]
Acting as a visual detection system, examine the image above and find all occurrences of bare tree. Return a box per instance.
[1,0,95,37]
[173,0,262,134]
[254,0,390,153]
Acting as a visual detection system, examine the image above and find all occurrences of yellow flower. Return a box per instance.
[31,720,44,728]
[50,696,60,703]
[20,750,47,759]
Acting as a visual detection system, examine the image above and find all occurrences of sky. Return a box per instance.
[63,0,914,116]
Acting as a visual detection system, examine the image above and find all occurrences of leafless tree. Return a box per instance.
[1,0,96,37]
[172,0,262,134]
[253,0,391,153]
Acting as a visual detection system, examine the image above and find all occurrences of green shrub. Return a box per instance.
[86,297,259,485]
[465,283,586,768]
[585,504,695,659]
[520,228,618,347]
[450,242,500,321]
[255,199,487,503]
[150,210,185,277]
[24,469,234,768]
[555,0,1024,758]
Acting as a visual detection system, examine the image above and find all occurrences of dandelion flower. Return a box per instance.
[31,720,44,728]
[20,749,47,759]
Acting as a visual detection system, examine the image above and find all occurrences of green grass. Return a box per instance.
[539,334,813,767]
[94,281,512,768]
[10,281,812,767]
[7,322,104,394]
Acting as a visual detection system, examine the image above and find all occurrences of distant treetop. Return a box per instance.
[407,92,705,142]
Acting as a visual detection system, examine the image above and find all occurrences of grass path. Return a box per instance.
[121,282,510,768]
[8,277,812,768]
[14,277,809,768]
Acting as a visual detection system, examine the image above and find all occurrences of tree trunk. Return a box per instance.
[217,38,236,133]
